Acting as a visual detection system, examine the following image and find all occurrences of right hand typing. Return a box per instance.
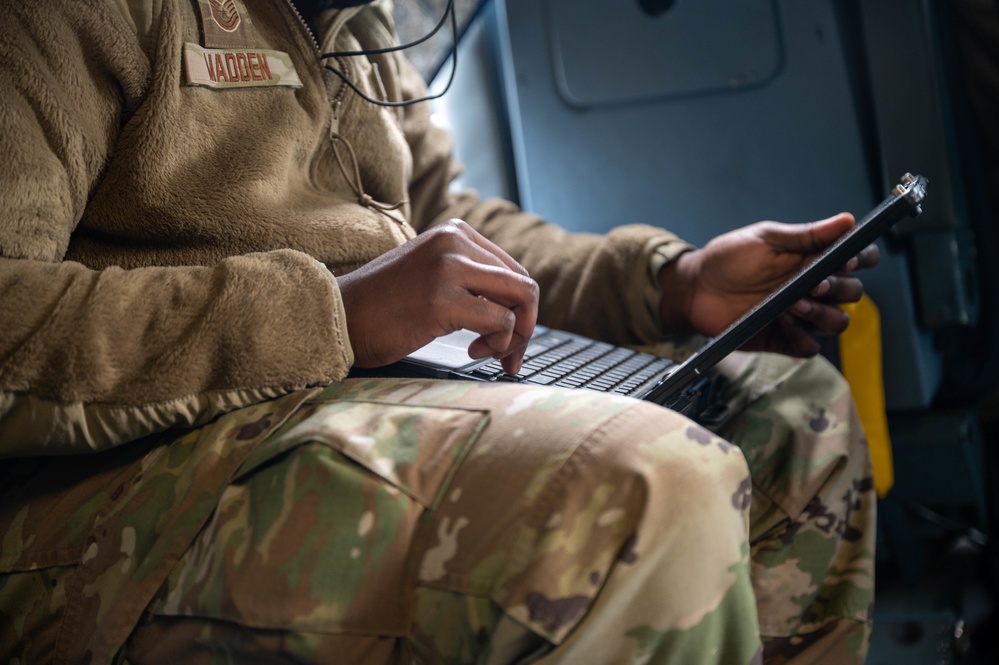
[337,219,539,375]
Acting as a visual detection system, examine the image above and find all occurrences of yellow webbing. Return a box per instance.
[839,294,894,497]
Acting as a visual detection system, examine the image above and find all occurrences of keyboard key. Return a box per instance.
[527,373,559,385]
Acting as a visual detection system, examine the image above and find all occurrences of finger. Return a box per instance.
[761,213,856,254]
[437,226,540,308]
[446,219,532,278]
[790,299,851,335]
[451,267,538,373]
[458,260,539,321]
[464,307,531,360]
[840,243,881,272]
[459,297,519,356]
[777,313,822,357]
[470,314,533,376]
[469,332,532,376]
[466,323,532,375]
[809,275,864,303]
[428,221,538,372]
[466,310,516,359]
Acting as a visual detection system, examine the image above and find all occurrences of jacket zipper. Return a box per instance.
[280,0,322,56]
[278,0,406,227]
[279,0,350,134]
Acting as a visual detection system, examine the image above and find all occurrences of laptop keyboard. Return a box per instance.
[467,331,675,396]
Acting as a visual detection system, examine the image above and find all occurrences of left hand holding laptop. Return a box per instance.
[657,212,881,357]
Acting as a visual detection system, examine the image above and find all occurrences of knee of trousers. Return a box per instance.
[421,390,755,580]
[487,394,756,549]
[515,397,754,569]
[578,398,755,522]
[609,399,754,542]
[469,397,755,646]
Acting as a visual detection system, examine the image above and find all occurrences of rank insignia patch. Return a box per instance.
[209,0,241,32]
[195,0,256,49]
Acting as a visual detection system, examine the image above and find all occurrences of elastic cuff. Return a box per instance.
[324,266,355,370]
[632,237,694,343]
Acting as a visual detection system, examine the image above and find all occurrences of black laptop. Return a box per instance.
[357,174,927,419]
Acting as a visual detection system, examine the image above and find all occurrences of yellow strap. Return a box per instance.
[839,294,894,497]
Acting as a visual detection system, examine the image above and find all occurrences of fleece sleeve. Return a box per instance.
[0,4,352,456]
[393,53,693,347]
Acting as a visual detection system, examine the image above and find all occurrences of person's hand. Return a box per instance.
[657,213,880,357]
[337,219,539,374]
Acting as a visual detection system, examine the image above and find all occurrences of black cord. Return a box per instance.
[321,0,457,107]
[322,0,454,57]
[903,498,990,549]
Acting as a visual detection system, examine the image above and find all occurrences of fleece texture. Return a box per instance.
[0,0,689,454]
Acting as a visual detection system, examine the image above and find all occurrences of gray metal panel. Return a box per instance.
[494,0,942,410]
[859,0,979,329]
[547,0,782,106]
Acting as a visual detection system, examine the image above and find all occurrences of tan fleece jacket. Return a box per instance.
[0,0,689,456]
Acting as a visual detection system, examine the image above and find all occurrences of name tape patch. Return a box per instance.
[183,43,303,89]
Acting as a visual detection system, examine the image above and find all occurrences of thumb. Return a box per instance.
[763,213,856,254]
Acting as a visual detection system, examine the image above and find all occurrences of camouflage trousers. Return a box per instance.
[0,352,874,664]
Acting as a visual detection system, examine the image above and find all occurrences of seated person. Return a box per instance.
[0,0,877,663]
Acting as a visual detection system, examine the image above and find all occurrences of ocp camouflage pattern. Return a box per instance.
[1,352,874,664]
